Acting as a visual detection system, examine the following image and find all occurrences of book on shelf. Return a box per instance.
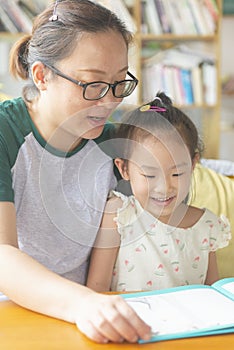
[165,0,187,35]
[93,0,136,33]
[141,0,150,34]
[142,44,217,106]
[199,0,217,34]
[187,0,211,35]
[191,64,203,105]
[204,0,219,21]
[142,63,164,102]
[180,68,194,105]
[0,5,19,33]
[143,0,162,35]
[122,277,234,344]
[140,0,218,35]
[18,0,49,16]
[0,0,32,32]
[171,0,197,35]
[202,60,217,105]
[154,0,171,33]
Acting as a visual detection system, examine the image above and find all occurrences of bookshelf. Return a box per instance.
[127,0,223,158]
[0,1,50,100]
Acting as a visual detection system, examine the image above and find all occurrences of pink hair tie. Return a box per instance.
[140,104,166,112]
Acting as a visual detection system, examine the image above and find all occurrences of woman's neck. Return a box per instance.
[27,99,83,152]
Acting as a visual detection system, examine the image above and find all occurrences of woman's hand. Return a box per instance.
[75,292,151,343]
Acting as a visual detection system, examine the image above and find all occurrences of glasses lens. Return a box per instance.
[84,83,109,100]
[114,80,137,98]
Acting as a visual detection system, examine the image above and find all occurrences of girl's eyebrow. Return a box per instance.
[141,162,189,171]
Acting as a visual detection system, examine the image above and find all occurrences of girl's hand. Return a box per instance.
[75,292,151,343]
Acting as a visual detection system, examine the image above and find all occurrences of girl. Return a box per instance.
[87,92,231,292]
[0,0,151,344]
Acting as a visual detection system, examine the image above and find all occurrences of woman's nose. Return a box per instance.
[98,88,122,104]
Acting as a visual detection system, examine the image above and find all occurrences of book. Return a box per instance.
[0,0,32,32]
[202,60,217,105]
[122,277,234,344]
[141,62,164,102]
[18,0,48,16]
[174,0,198,35]
[191,64,203,105]
[165,0,185,34]
[204,0,219,21]
[154,0,171,33]
[199,0,217,34]
[144,0,162,35]
[0,6,19,33]
[180,68,194,104]
[94,0,136,33]
[187,0,210,35]
[141,0,150,34]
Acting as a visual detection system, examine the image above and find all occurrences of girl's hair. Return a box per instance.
[9,0,133,101]
[116,91,204,161]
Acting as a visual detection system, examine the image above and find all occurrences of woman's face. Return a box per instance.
[33,30,129,149]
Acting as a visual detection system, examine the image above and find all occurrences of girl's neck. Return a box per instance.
[158,202,189,228]
[158,203,203,229]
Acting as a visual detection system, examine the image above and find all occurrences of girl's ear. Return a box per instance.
[31,61,48,91]
[114,158,130,180]
[192,152,200,171]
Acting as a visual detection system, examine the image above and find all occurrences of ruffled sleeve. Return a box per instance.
[205,210,232,251]
[110,191,150,243]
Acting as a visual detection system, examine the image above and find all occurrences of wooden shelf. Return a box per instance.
[137,34,219,41]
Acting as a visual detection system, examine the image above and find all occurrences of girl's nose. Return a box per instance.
[153,175,171,194]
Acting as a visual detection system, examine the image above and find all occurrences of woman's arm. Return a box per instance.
[205,251,219,285]
[0,202,151,343]
[87,197,122,292]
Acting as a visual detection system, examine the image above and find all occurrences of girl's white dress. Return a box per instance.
[110,191,231,292]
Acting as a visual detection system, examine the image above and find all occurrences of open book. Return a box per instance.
[122,278,234,344]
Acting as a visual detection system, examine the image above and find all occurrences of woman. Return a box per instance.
[0,0,150,344]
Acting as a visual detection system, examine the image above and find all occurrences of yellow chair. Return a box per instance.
[189,163,234,278]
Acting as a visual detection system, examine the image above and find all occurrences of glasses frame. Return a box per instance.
[43,63,138,101]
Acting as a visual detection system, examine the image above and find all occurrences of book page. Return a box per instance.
[125,287,234,336]
[220,281,234,294]
[213,278,234,299]
[223,282,234,294]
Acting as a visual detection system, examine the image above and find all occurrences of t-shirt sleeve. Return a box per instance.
[0,135,14,202]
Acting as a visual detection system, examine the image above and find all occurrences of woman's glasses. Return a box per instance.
[44,63,138,101]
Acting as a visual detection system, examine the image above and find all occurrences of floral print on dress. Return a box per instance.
[110,191,232,292]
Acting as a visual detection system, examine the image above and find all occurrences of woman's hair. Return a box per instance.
[116,91,204,161]
[9,0,133,101]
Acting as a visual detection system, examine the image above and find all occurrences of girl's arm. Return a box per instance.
[205,252,219,285]
[87,196,122,292]
[0,202,151,343]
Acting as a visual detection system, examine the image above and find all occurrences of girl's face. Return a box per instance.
[116,136,194,224]
[32,30,129,150]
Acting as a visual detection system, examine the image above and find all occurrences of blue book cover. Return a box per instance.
[180,68,194,105]
[122,278,234,344]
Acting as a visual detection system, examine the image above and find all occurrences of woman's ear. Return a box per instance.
[31,61,48,91]
[114,158,130,180]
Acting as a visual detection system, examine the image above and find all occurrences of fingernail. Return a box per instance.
[142,332,152,340]
[130,336,138,343]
